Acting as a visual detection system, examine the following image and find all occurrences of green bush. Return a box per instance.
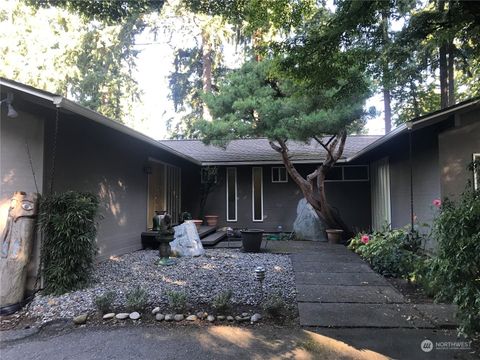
[212,290,233,314]
[166,291,187,313]
[427,189,480,336]
[95,291,116,314]
[350,227,424,279]
[125,286,149,312]
[39,191,100,295]
[262,292,288,319]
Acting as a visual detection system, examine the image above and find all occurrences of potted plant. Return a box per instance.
[241,229,264,252]
[204,215,219,226]
[326,229,344,244]
[191,219,203,229]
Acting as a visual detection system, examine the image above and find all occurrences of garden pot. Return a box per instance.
[241,229,264,253]
[326,229,344,244]
[191,219,203,230]
[204,215,219,226]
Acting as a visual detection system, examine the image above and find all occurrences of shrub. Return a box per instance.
[95,291,116,314]
[262,292,287,319]
[426,189,480,336]
[166,291,187,313]
[125,286,149,312]
[350,227,424,279]
[212,290,233,314]
[39,191,100,295]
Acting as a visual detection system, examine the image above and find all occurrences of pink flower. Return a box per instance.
[432,199,441,208]
[361,235,369,244]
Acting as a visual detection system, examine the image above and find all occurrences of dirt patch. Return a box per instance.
[386,277,434,304]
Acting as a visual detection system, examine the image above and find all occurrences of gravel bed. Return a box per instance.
[30,249,295,322]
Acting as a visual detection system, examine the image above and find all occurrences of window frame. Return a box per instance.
[271,166,288,183]
[252,167,264,222]
[324,165,370,182]
[474,153,480,190]
[226,167,237,222]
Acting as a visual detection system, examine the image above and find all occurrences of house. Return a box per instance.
[1,78,479,287]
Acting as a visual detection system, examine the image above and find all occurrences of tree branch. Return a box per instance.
[313,135,334,160]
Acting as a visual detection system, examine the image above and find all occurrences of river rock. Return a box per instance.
[174,314,184,322]
[227,316,234,322]
[115,313,129,320]
[129,312,141,320]
[73,314,87,325]
[186,315,197,321]
[217,315,225,321]
[207,315,215,322]
[170,222,205,257]
[250,313,262,323]
[102,313,115,320]
[293,198,327,241]
[155,313,165,321]
[196,311,206,320]
[165,314,174,321]
[152,307,160,314]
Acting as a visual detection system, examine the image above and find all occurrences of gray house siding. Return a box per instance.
[42,111,196,260]
[1,107,45,290]
[439,108,480,200]
[202,164,371,233]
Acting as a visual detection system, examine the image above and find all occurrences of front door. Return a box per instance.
[147,160,181,228]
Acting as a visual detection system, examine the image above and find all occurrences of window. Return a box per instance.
[252,167,263,221]
[271,167,288,183]
[201,166,218,184]
[325,165,369,182]
[226,168,237,221]
[474,153,480,190]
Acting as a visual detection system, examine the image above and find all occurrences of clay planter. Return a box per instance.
[326,229,344,244]
[192,219,203,230]
[241,229,264,253]
[204,215,219,226]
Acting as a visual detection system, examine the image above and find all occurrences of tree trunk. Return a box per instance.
[381,9,392,134]
[438,0,449,108]
[268,132,352,236]
[448,42,455,106]
[201,29,212,120]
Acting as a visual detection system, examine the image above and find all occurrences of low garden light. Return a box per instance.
[255,266,266,301]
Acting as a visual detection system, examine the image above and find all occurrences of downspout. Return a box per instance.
[406,121,414,232]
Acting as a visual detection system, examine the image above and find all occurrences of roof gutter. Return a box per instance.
[199,158,348,166]
[51,97,201,165]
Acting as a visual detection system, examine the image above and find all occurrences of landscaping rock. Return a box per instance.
[102,313,115,320]
[165,314,174,322]
[241,312,249,317]
[250,313,262,323]
[207,315,215,322]
[174,314,184,322]
[293,198,327,241]
[217,315,225,321]
[155,313,165,321]
[129,312,141,320]
[235,316,242,322]
[196,312,206,320]
[186,315,197,321]
[73,314,87,325]
[227,316,234,322]
[170,222,205,257]
[152,307,160,315]
[115,313,129,320]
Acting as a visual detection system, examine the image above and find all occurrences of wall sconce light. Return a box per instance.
[0,92,18,118]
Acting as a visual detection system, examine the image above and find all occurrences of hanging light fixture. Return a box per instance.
[0,92,18,118]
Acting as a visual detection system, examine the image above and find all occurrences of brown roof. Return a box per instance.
[158,136,381,165]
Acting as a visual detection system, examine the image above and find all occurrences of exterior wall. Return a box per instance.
[388,129,441,231]
[439,108,480,200]
[202,164,371,233]
[43,112,196,260]
[1,108,44,291]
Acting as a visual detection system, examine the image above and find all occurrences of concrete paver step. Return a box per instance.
[295,271,390,286]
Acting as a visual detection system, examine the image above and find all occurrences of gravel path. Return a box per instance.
[30,249,295,322]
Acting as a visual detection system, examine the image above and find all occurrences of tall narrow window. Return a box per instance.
[226,168,237,221]
[371,157,391,231]
[473,153,480,190]
[252,167,263,222]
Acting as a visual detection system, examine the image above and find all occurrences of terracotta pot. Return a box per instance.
[204,215,219,226]
[326,229,344,244]
[191,219,203,230]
